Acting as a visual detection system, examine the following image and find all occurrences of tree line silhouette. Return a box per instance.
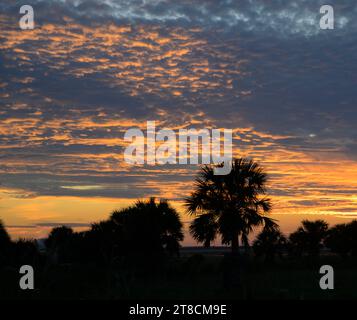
[1,158,357,297]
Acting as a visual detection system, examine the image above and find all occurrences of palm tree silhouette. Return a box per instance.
[189,212,218,248]
[347,220,357,256]
[45,226,74,264]
[84,219,124,264]
[0,220,11,266]
[185,158,276,255]
[0,220,11,247]
[324,223,350,257]
[325,220,357,257]
[110,198,184,256]
[253,226,287,261]
[289,220,328,256]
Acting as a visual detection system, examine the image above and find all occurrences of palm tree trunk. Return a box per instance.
[204,239,211,248]
[231,233,239,255]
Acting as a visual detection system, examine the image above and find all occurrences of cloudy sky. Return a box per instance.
[1,0,357,243]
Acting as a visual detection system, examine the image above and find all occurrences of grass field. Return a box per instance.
[1,251,357,300]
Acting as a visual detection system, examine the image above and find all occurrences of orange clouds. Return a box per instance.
[0,17,245,101]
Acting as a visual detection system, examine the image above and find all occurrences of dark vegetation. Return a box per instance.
[1,158,357,299]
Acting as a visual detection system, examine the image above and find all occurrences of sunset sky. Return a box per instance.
[1,0,357,245]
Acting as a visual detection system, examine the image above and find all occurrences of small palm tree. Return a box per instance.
[0,220,11,248]
[325,220,357,257]
[45,226,73,249]
[189,213,218,248]
[289,220,328,256]
[45,226,74,264]
[186,158,276,255]
[347,221,357,256]
[0,220,11,265]
[83,219,126,264]
[253,226,287,261]
[324,223,349,257]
